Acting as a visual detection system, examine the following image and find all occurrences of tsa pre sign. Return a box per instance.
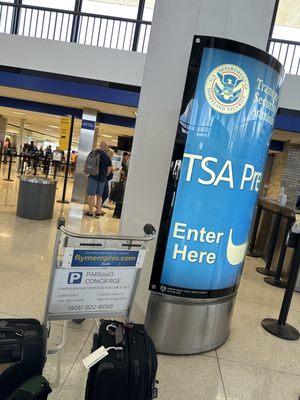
[48,267,138,318]
[155,44,284,298]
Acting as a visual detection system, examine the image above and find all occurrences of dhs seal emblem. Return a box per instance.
[205,64,249,114]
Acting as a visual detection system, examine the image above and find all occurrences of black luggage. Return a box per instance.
[6,376,52,400]
[110,181,124,203]
[85,320,158,400]
[0,319,46,399]
[113,202,123,219]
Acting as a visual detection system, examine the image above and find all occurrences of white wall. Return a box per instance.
[196,0,275,50]
[0,33,145,86]
[121,0,279,322]
[279,74,300,110]
[0,30,299,113]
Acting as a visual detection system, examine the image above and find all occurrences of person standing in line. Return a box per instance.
[113,151,130,219]
[44,145,52,175]
[3,137,11,164]
[70,150,78,177]
[84,141,112,219]
[121,151,130,177]
[101,147,115,215]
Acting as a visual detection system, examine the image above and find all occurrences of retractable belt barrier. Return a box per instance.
[264,215,295,289]
[248,200,296,282]
[43,218,156,355]
[262,222,300,341]
[3,153,14,182]
[18,153,72,180]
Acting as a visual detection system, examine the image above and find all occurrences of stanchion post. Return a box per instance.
[45,158,50,179]
[3,153,14,182]
[247,202,263,257]
[20,154,24,176]
[264,216,294,288]
[33,157,38,176]
[262,223,300,341]
[53,162,57,180]
[256,211,281,276]
[0,141,3,169]
[57,115,74,204]
[17,153,22,172]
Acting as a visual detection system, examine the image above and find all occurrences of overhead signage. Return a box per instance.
[150,37,284,299]
[59,116,71,151]
[82,119,96,130]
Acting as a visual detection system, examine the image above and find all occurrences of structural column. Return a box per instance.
[120,0,279,325]
[17,118,25,153]
[72,109,98,204]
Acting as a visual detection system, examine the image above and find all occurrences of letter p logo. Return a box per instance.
[68,272,83,284]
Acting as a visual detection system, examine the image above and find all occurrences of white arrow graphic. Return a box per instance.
[226,228,248,266]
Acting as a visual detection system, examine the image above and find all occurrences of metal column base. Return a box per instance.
[145,292,236,355]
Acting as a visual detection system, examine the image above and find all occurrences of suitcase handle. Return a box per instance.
[0,341,21,362]
[106,324,125,345]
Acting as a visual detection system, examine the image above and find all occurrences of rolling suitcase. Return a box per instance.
[110,181,124,203]
[85,320,158,400]
[113,201,123,219]
[6,376,52,400]
[0,319,46,399]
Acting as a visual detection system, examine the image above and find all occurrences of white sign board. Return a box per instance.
[48,267,138,319]
[112,155,122,183]
[47,248,146,320]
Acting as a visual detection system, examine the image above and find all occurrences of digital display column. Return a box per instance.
[150,37,284,299]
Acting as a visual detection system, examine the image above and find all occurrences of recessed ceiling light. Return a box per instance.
[133,111,137,117]
[102,134,112,138]
[12,111,26,116]
[49,125,59,129]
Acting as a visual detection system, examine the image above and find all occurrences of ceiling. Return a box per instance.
[0,86,138,118]
[276,0,300,28]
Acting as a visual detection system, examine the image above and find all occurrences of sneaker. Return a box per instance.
[95,213,101,219]
[84,211,93,217]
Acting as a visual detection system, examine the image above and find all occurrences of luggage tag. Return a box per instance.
[82,346,108,370]
[82,346,124,369]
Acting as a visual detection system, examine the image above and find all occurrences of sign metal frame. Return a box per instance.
[43,218,155,354]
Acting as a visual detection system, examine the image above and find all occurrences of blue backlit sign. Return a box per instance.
[159,46,284,297]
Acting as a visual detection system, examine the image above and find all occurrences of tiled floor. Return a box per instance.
[1,165,300,399]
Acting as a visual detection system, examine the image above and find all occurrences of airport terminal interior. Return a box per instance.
[1,0,300,399]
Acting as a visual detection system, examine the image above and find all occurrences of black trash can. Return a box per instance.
[17,176,57,220]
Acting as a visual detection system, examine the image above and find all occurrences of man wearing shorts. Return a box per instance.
[85,141,112,219]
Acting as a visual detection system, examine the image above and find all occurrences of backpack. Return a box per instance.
[85,150,101,176]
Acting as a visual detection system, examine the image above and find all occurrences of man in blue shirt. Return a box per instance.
[85,141,112,219]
